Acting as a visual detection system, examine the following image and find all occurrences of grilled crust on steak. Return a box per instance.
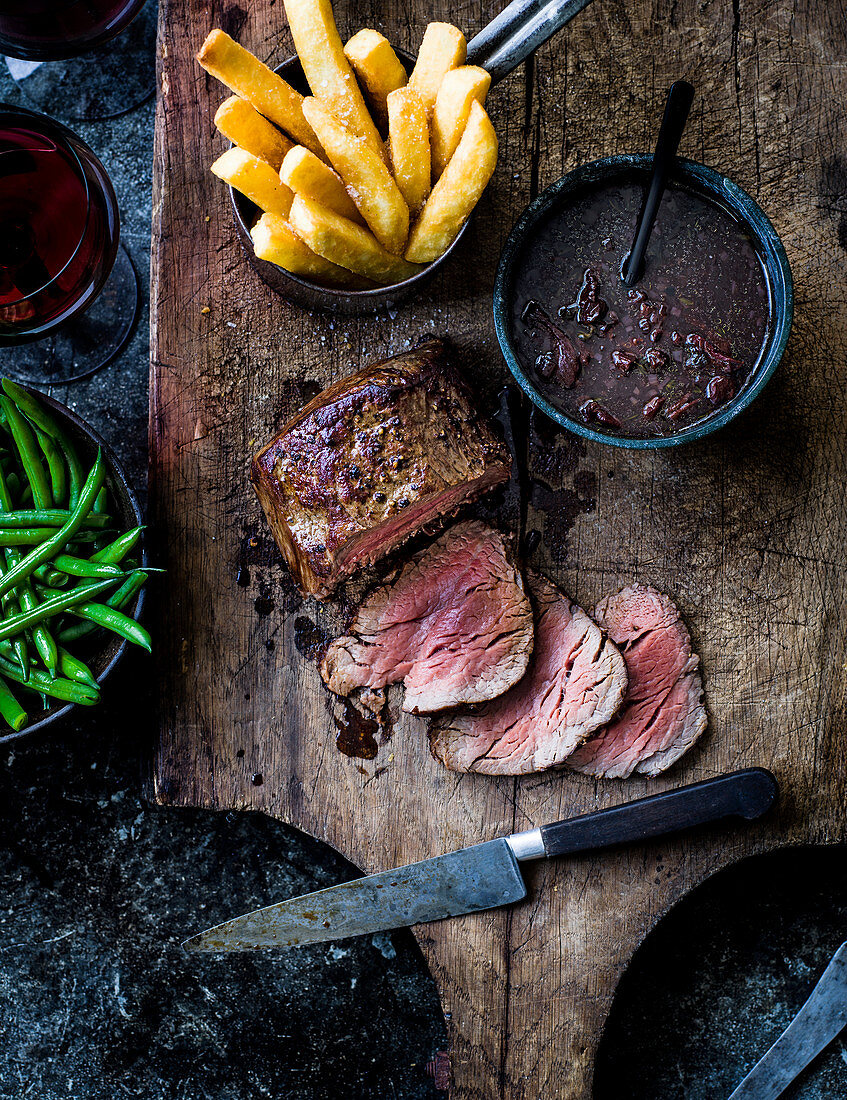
[251,338,512,598]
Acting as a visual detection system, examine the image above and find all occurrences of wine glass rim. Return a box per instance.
[0,102,92,306]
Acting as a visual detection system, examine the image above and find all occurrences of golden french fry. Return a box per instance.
[302,97,409,254]
[430,65,491,178]
[289,194,423,285]
[282,0,384,158]
[408,23,467,116]
[212,148,294,217]
[280,146,365,224]
[343,29,407,130]
[387,87,430,215]
[197,29,322,157]
[405,100,497,263]
[213,96,294,170]
[252,212,369,287]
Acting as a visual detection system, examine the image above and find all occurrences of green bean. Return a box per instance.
[69,602,151,652]
[35,427,66,507]
[0,527,104,546]
[91,526,143,564]
[0,450,104,601]
[0,578,115,641]
[4,543,57,677]
[33,564,69,587]
[0,651,99,705]
[1,379,85,508]
[92,486,107,515]
[5,471,20,500]
[57,570,147,645]
[50,555,124,579]
[0,396,52,509]
[17,579,57,677]
[57,647,98,690]
[0,676,27,731]
[0,511,112,528]
[0,572,26,677]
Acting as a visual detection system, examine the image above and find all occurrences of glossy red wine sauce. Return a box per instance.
[510,179,772,439]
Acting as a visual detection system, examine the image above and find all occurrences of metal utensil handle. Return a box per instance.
[466,0,596,85]
[727,942,847,1100]
[507,769,778,861]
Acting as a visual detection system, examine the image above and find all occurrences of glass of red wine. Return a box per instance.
[0,0,156,120]
[0,103,138,382]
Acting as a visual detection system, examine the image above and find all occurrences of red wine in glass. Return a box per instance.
[0,104,137,382]
[0,0,146,61]
[0,0,155,120]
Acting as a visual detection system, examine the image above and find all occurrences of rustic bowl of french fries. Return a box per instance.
[197,1,499,314]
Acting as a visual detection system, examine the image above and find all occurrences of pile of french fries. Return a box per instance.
[197,0,498,289]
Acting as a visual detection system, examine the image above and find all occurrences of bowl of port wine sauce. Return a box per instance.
[494,156,793,447]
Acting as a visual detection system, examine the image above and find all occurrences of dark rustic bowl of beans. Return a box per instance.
[0,382,147,744]
[493,155,793,448]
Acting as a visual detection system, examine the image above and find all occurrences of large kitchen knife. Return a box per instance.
[182,768,777,952]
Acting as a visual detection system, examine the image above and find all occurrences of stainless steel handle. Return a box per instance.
[466,0,596,85]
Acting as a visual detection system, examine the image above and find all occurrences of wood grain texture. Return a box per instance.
[149,0,847,1095]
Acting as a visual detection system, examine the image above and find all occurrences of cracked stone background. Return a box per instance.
[0,3,845,1098]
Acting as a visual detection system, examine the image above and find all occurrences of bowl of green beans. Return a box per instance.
[0,379,150,743]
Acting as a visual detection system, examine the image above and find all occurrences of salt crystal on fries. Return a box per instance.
[431,65,491,179]
[252,212,369,287]
[212,148,294,217]
[198,30,322,157]
[405,100,497,263]
[302,97,409,255]
[282,0,384,159]
[214,96,295,170]
[387,87,431,215]
[289,194,423,284]
[408,23,467,116]
[280,146,365,224]
[344,29,408,130]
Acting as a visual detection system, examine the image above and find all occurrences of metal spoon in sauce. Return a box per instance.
[621,80,695,287]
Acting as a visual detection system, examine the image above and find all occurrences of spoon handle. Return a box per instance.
[466,0,595,85]
[622,80,695,286]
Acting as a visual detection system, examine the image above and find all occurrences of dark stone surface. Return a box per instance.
[0,8,845,1099]
[595,848,847,1099]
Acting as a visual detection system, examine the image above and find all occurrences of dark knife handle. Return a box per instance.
[539,768,777,859]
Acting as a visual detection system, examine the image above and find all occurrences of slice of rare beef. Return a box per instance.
[429,573,627,774]
[320,521,533,715]
[251,338,512,598]
[567,584,707,779]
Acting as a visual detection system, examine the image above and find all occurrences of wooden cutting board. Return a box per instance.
[149,0,847,1095]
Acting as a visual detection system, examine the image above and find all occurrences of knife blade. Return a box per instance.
[727,941,847,1100]
[183,768,777,952]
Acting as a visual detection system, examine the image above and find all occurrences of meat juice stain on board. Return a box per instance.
[496,384,532,556]
[334,698,381,760]
[526,411,597,563]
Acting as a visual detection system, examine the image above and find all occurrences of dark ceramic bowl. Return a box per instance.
[0,389,145,744]
[229,50,471,315]
[494,155,794,448]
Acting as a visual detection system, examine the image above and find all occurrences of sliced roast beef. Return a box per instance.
[567,584,707,779]
[320,521,533,714]
[251,338,512,598]
[429,573,628,774]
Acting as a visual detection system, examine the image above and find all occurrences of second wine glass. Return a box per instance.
[0,103,138,382]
